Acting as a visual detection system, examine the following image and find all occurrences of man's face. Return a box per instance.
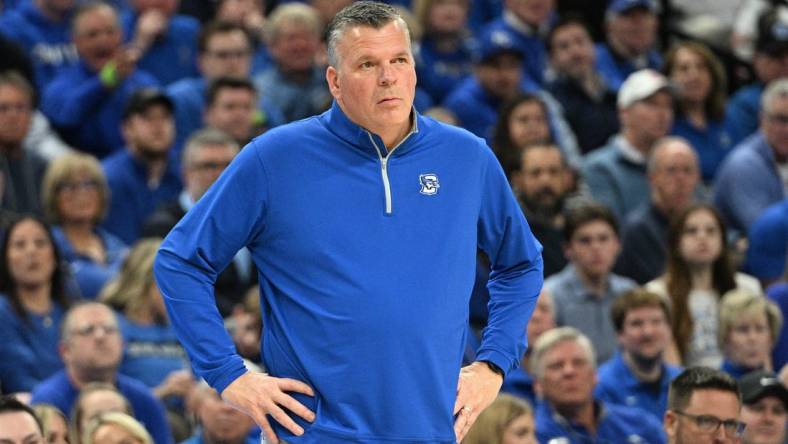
[475,53,522,101]
[741,396,787,444]
[73,6,123,72]
[0,85,32,147]
[618,305,670,362]
[270,21,321,75]
[753,52,788,84]
[40,0,76,16]
[131,0,178,15]
[427,0,468,35]
[621,91,674,145]
[123,104,175,159]
[761,93,788,162]
[649,141,699,214]
[184,144,237,201]
[0,411,43,444]
[607,8,657,57]
[199,389,255,443]
[565,220,620,281]
[199,30,252,79]
[549,22,596,79]
[514,147,567,216]
[665,389,742,444]
[326,21,416,141]
[61,305,123,376]
[505,0,554,27]
[204,88,257,144]
[536,339,597,410]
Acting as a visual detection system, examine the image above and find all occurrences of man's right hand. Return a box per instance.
[221,371,316,444]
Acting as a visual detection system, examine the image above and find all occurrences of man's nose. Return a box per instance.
[379,64,396,85]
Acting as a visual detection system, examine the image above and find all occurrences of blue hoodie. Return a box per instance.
[154,101,543,442]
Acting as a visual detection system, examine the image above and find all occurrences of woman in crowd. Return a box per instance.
[41,152,127,299]
[84,412,153,444]
[100,238,193,398]
[462,393,537,444]
[413,0,476,104]
[0,215,73,393]
[719,289,784,379]
[492,93,553,179]
[32,404,69,444]
[663,41,735,184]
[70,383,133,444]
[646,204,762,367]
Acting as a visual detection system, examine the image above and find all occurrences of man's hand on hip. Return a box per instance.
[453,361,504,442]
[221,371,315,444]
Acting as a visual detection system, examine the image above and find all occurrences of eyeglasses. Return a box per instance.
[190,161,231,172]
[0,102,31,114]
[766,113,788,126]
[70,323,119,337]
[673,411,746,437]
[58,179,100,193]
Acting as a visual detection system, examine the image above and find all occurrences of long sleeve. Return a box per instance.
[154,144,267,393]
[41,71,108,128]
[475,148,543,376]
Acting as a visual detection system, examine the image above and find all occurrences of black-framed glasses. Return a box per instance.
[673,411,746,437]
[57,179,100,193]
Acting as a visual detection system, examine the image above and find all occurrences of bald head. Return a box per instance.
[648,137,699,215]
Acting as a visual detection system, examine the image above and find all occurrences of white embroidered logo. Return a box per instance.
[419,173,440,195]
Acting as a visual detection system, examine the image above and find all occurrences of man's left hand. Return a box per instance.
[453,361,504,442]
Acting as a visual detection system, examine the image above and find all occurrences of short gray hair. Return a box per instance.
[761,78,788,114]
[325,1,410,67]
[529,326,596,379]
[181,128,239,167]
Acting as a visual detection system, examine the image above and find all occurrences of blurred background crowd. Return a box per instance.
[1,0,788,443]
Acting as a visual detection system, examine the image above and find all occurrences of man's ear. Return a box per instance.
[326,66,341,100]
[664,410,679,440]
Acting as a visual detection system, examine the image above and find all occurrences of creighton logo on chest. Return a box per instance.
[419,173,440,195]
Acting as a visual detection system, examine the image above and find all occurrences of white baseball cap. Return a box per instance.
[617,69,672,109]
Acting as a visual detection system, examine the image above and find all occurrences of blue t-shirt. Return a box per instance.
[117,313,189,388]
[671,114,735,183]
[51,226,127,300]
[0,297,65,393]
[595,352,682,422]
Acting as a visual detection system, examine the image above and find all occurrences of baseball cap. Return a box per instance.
[617,69,672,108]
[756,9,788,57]
[123,88,174,120]
[607,0,658,15]
[473,30,524,64]
[739,370,788,408]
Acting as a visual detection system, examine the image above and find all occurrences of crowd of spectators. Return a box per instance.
[1,0,788,442]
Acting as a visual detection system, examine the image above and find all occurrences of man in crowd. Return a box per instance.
[121,0,199,85]
[532,326,666,443]
[583,68,673,221]
[0,71,47,216]
[30,302,172,444]
[0,0,79,88]
[154,2,543,442]
[102,88,182,245]
[546,15,619,153]
[254,3,331,122]
[0,396,44,444]
[545,203,636,364]
[595,288,682,421]
[510,143,571,277]
[739,370,787,444]
[166,21,284,153]
[596,0,662,91]
[714,78,788,235]
[181,384,258,444]
[41,2,159,158]
[664,367,746,444]
[616,136,700,284]
[142,128,253,317]
[203,77,262,146]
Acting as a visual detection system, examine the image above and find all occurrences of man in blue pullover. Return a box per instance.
[153,2,544,443]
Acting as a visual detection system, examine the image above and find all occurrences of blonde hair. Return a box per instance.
[412,0,469,32]
[462,394,533,444]
[265,3,322,43]
[719,289,783,345]
[84,412,152,444]
[71,383,133,444]
[31,404,67,441]
[41,152,109,225]
[529,326,596,378]
[100,239,162,319]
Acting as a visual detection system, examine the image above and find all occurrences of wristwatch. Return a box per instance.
[479,360,504,377]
